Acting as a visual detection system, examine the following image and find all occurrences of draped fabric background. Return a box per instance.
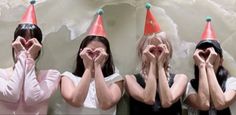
[0,0,236,114]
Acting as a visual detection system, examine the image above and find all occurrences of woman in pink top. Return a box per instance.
[0,1,60,114]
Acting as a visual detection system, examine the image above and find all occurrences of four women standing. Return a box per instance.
[0,1,235,115]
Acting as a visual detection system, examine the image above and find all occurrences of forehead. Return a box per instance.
[87,40,106,49]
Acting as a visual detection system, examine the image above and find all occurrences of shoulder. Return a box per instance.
[183,82,197,102]
[61,71,74,77]
[226,76,236,91]
[173,73,188,82]
[227,76,236,83]
[0,67,13,79]
[48,69,60,75]
[37,69,61,81]
[125,74,137,81]
[0,68,8,74]
[105,72,123,83]
[40,69,60,75]
[61,71,81,83]
[42,69,61,77]
[0,68,7,78]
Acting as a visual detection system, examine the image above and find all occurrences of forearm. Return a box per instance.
[158,65,173,108]
[0,51,26,102]
[71,69,92,106]
[197,64,210,108]
[24,58,43,105]
[24,58,60,105]
[206,64,225,109]
[143,62,157,105]
[94,64,114,109]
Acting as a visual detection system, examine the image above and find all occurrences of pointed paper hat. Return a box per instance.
[20,0,37,24]
[201,16,216,40]
[144,2,161,36]
[196,16,222,57]
[88,9,107,37]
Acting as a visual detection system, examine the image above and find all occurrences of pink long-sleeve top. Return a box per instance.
[0,51,60,115]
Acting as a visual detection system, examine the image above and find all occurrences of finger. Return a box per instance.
[148,51,155,58]
[95,47,104,52]
[16,36,24,41]
[161,44,168,53]
[84,47,93,51]
[147,45,156,51]
[85,53,92,60]
[32,38,38,43]
[81,48,89,53]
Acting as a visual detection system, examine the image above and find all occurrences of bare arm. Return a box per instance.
[158,64,188,108]
[206,63,236,110]
[61,47,95,107]
[61,69,92,107]
[125,61,157,105]
[185,49,210,110]
[94,64,123,110]
[204,47,236,110]
[185,64,210,110]
[157,44,188,108]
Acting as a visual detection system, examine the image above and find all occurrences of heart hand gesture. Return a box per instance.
[157,44,169,67]
[27,38,42,60]
[80,48,94,70]
[94,48,108,67]
[193,49,206,66]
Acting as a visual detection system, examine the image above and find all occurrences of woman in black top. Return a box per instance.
[125,3,188,115]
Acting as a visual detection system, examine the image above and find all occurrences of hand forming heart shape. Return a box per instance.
[199,49,210,60]
[20,38,34,50]
[87,49,101,59]
[149,46,163,54]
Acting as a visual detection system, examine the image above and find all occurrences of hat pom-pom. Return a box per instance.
[206,16,212,22]
[97,9,104,15]
[30,0,36,4]
[146,2,151,9]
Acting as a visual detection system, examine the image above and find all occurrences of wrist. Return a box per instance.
[27,54,34,60]
[198,63,206,68]
[206,62,214,68]
[84,69,92,76]
[85,66,93,71]
[157,62,164,68]
[94,63,102,69]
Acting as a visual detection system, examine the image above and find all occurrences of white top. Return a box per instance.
[184,77,236,115]
[0,51,61,115]
[60,71,123,115]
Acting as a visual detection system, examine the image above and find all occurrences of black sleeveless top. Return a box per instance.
[129,73,182,115]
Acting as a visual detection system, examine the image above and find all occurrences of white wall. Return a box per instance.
[1,0,236,114]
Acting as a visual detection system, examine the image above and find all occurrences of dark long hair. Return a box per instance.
[73,35,115,77]
[13,24,42,61]
[190,40,231,115]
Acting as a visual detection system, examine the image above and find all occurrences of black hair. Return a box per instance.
[196,40,222,57]
[73,35,115,77]
[191,40,231,114]
[12,23,42,61]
